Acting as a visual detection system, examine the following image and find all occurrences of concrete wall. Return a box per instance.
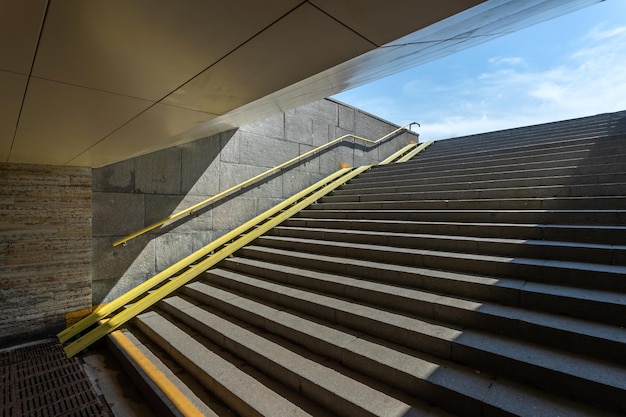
[0,163,92,347]
[0,98,416,345]
[92,99,417,304]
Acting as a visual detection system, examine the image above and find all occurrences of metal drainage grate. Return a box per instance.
[1,340,112,417]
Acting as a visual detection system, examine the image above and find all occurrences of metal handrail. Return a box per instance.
[59,140,431,357]
[62,166,367,357]
[112,121,420,247]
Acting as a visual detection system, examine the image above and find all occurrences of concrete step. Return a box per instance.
[320,182,626,204]
[152,295,442,417]
[420,112,626,155]
[407,135,626,167]
[353,163,626,193]
[337,172,626,197]
[311,196,626,211]
[269,226,626,266]
[236,245,626,327]
[175,283,503,417]
[176,280,622,417]
[248,236,626,292]
[106,328,226,417]
[343,163,626,191]
[354,153,626,182]
[283,218,626,245]
[423,121,626,155]
[131,309,330,417]
[296,208,626,226]
[220,257,626,355]
[187,269,626,414]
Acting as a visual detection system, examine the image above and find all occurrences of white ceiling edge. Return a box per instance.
[172,0,603,146]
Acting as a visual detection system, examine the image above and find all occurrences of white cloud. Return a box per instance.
[584,25,626,41]
[529,81,567,103]
[412,23,626,140]
[488,56,527,66]
[334,9,626,142]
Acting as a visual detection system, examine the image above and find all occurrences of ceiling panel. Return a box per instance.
[0,71,28,162]
[10,77,154,164]
[0,0,47,74]
[18,77,153,138]
[9,128,96,165]
[162,3,375,115]
[0,71,28,129]
[171,0,601,145]
[0,128,15,162]
[310,0,484,46]
[31,0,302,101]
[2,0,600,167]
[68,103,217,167]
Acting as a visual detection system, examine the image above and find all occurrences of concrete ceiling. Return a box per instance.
[0,0,601,167]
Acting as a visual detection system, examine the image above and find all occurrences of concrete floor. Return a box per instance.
[0,339,156,417]
[82,346,157,417]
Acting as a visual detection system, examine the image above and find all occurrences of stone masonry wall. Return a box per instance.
[0,163,92,347]
[92,99,418,304]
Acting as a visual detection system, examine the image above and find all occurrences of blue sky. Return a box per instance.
[332,0,626,140]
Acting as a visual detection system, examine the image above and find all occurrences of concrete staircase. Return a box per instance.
[110,113,626,417]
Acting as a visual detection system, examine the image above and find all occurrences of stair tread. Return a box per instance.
[383,143,626,165]
[242,245,626,301]
[402,147,626,169]
[181,280,621,417]
[289,217,626,231]
[108,328,222,417]
[134,310,316,417]
[286,218,626,244]
[257,235,626,276]
[193,269,626,409]
[363,153,626,175]
[298,209,626,225]
[239,245,626,326]
[156,295,433,417]
[272,226,626,265]
[338,174,626,194]
[356,155,626,182]
[413,134,625,158]
[354,160,626,182]
[344,165,626,190]
[311,196,626,212]
[301,208,626,214]
[322,183,626,201]
[220,257,626,350]
[273,225,626,252]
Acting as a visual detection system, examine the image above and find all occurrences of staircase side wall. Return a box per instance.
[0,164,92,347]
[91,98,416,305]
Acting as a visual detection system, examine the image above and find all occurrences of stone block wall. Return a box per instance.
[0,163,92,347]
[92,99,418,304]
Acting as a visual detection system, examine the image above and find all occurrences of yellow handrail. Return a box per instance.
[112,122,420,247]
[59,140,426,357]
[58,168,351,344]
[63,166,367,357]
[394,141,434,163]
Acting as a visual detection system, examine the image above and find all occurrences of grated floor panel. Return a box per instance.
[1,340,112,417]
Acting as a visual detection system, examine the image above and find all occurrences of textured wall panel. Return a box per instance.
[0,163,92,346]
[91,99,418,303]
